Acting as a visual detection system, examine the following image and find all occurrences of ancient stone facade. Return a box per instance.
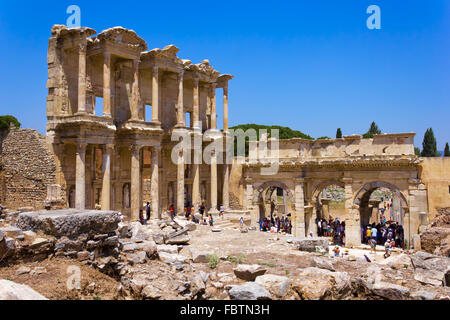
[45,25,233,221]
[241,134,430,247]
[2,24,449,250]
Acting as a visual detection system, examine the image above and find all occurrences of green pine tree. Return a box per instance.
[444,142,450,157]
[362,121,381,138]
[336,128,342,138]
[421,128,439,157]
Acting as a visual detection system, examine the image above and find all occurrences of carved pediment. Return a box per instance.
[93,27,147,51]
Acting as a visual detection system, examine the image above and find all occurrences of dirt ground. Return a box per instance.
[0,258,120,300]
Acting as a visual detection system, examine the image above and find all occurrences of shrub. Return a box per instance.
[206,254,219,269]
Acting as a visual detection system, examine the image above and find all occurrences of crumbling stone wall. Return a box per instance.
[0,127,56,209]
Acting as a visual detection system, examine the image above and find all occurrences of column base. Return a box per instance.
[208,208,219,215]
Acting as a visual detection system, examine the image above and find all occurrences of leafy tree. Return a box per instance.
[228,123,313,156]
[228,124,313,140]
[316,136,331,140]
[421,128,440,157]
[444,143,450,157]
[336,128,342,138]
[414,147,421,157]
[0,115,20,131]
[362,121,381,139]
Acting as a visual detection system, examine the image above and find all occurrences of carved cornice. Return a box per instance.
[244,155,421,169]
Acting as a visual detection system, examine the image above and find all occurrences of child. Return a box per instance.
[370,237,377,254]
[332,246,340,257]
[384,240,392,258]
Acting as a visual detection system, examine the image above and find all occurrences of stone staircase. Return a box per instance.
[211,210,252,230]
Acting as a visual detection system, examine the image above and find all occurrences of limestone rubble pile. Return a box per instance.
[420,207,450,257]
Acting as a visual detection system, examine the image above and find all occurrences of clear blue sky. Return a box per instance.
[0,0,449,149]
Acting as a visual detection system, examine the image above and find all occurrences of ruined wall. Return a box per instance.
[0,127,56,209]
[420,157,450,221]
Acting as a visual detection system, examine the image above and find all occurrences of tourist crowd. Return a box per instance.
[258,215,292,234]
[362,221,405,248]
[316,218,346,245]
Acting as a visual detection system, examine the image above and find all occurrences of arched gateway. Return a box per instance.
[243,133,428,248]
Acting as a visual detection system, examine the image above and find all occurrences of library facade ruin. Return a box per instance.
[1,24,449,248]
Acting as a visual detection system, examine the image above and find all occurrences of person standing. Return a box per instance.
[145,202,151,221]
[219,205,225,218]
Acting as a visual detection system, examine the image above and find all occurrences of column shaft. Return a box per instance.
[294,179,306,237]
[210,150,218,212]
[176,70,185,126]
[103,52,112,117]
[77,42,87,114]
[101,145,113,210]
[193,76,199,127]
[176,150,185,214]
[130,145,141,221]
[192,163,200,213]
[210,82,217,129]
[152,65,159,122]
[223,82,229,131]
[223,164,230,210]
[151,147,160,219]
[75,143,87,209]
[131,59,140,120]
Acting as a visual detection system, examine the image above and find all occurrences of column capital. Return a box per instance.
[152,64,159,73]
[152,145,162,152]
[192,72,199,84]
[104,51,111,60]
[342,177,353,183]
[130,145,141,155]
[178,69,185,78]
[294,177,305,184]
[78,42,87,53]
[76,142,87,153]
[104,143,115,151]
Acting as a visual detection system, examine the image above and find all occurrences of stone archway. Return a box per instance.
[354,181,408,243]
[252,181,294,222]
[311,180,346,222]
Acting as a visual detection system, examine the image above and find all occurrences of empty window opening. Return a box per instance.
[144,104,152,122]
[95,97,103,117]
[185,112,191,127]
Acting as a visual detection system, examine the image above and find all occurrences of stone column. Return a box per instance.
[75,142,87,209]
[223,81,229,132]
[176,149,185,215]
[152,65,160,123]
[293,178,305,237]
[176,70,185,127]
[210,82,217,129]
[209,149,218,213]
[101,144,113,210]
[222,164,230,210]
[311,202,318,235]
[77,42,87,114]
[192,161,200,214]
[321,199,330,220]
[130,145,141,221]
[151,146,160,219]
[131,59,140,121]
[343,178,360,247]
[193,75,200,127]
[103,52,112,117]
